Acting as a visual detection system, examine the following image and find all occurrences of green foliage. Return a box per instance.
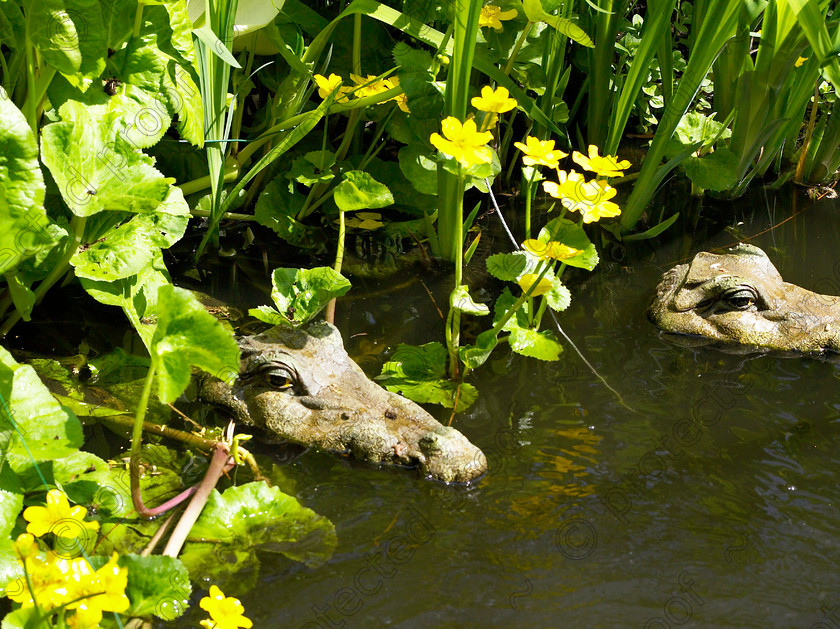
[150,286,240,404]
[378,343,477,411]
[250,267,351,328]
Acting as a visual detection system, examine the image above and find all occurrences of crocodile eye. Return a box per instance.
[259,365,301,393]
[267,374,295,390]
[723,287,758,311]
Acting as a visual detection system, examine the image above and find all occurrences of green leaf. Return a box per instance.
[0,345,83,463]
[183,482,336,568]
[80,251,172,350]
[522,0,593,47]
[266,267,352,327]
[0,87,54,276]
[494,288,562,360]
[151,286,240,403]
[507,325,563,361]
[0,488,24,594]
[192,25,242,68]
[450,285,489,316]
[5,274,36,322]
[538,218,599,270]
[71,194,189,281]
[665,112,732,158]
[378,343,477,411]
[486,252,528,281]
[255,178,315,247]
[459,329,499,371]
[334,171,394,213]
[1,606,40,629]
[288,151,336,186]
[623,212,680,242]
[399,144,439,195]
[681,148,740,191]
[40,100,172,217]
[25,0,107,90]
[248,305,288,326]
[545,279,571,312]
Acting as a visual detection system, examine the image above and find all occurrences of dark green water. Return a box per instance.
[191,190,840,628]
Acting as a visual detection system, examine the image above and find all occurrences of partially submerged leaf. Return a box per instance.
[179,482,336,592]
[378,343,477,411]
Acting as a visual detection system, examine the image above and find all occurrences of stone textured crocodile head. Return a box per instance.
[649,243,840,353]
[196,321,487,483]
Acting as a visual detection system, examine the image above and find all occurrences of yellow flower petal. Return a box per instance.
[543,172,621,223]
[471,85,517,113]
[572,145,631,177]
[430,117,494,168]
[23,489,99,540]
[478,5,518,31]
[515,136,568,169]
[522,239,582,260]
[201,585,253,629]
[517,273,552,297]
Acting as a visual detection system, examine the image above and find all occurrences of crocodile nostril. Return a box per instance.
[384,409,397,419]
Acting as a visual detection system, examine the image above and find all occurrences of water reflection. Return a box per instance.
[178,190,840,628]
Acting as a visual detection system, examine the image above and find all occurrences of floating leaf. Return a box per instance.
[179,482,336,592]
[378,343,477,411]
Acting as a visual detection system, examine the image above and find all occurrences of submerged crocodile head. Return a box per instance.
[649,243,840,353]
[196,321,487,483]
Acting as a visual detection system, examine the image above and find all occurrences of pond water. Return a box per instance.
[205,189,840,629]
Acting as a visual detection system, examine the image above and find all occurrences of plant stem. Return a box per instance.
[162,443,231,557]
[130,362,156,458]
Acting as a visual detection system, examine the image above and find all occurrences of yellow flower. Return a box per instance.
[514,136,568,169]
[13,533,38,559]
[387,77,410,112]
[522,239,582,260]
[200,585,253,629]
[471,85,517,113]
[478,5,518,31]
[543,171,621,223]
[430,117,494,168]
[572,145,631,177]
[517,273,553,297]
[795,56,808,67]
[89,552,130,614]
[345,212,384,230]
[313,73,352,103]
[350,74,394,98]
[23,489,100,539]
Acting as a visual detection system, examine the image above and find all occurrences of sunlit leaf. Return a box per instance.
[378,343,477,411]
[151,286,240,403]
[334,171,394,213]
[0,346,83,464]
[263,267,351,327]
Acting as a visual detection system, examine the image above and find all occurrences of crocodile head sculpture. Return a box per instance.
[649,243,840,353]
[196,321,488,483]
